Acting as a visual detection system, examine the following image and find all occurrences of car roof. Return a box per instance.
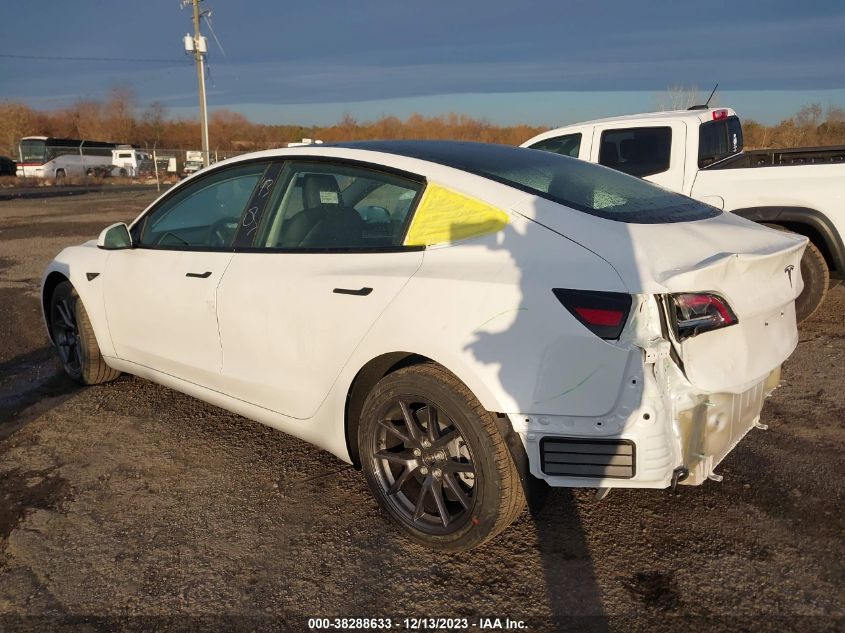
[561,107,738,127]
[526,108,739,139]
[208,140,545,182]
[329,139,530,164]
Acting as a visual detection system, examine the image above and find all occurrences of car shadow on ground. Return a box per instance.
[530,489,611,631]
[0,347,80,439]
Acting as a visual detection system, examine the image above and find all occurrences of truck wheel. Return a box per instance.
[763,224,829,323]
[359,363,525,551]
[795,241,830,322]
[50,281,121,385]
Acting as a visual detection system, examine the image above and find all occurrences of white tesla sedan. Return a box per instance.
[42,141,805,550]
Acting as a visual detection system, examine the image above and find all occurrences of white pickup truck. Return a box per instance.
[522,108,845,321]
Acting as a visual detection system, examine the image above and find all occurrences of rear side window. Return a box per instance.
[599,127,672,177]
[699,116,743,167]
[528,133,582,158]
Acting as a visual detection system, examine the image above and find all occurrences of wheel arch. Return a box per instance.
[731,206,844,273]
[42,270,70,343]
[343,351,507,468]
[344,352,431,467]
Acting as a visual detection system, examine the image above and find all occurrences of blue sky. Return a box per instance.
[1,0,844,126]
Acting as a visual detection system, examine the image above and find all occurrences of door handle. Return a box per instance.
[333,287,373,296]
[186,271,212,278]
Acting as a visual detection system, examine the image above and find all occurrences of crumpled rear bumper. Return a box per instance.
[510,364,781,490]
[677,365,781,485]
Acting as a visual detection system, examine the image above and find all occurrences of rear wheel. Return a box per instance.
[50,281,120,385]
[54,168,66,180]
[763,224,829,323]
[359,363,524,551]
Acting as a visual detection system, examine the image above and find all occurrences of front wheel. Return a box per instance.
[50,281,121,385]
[359,363,525,551]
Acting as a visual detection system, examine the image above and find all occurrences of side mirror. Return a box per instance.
[97,222,132,250]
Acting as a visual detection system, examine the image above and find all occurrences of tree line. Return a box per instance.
[1,87,843,159]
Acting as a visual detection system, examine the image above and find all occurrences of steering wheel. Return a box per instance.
[207,217,240,247]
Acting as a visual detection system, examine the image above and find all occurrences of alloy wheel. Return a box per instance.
[371,398,477,535]
[52,296,83,378]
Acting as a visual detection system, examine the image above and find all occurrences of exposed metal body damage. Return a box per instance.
[514,293,791,489]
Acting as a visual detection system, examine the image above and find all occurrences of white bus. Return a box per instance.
[17,137,117,178]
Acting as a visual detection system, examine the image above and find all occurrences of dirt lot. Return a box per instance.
[0,191,843,632]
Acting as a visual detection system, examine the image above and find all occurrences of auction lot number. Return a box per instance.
[308,617,527,630]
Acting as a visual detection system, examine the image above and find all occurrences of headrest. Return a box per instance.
[619,138,636,160]
[303,174,342,208]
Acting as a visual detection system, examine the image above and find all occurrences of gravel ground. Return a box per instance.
[0,192,843,632]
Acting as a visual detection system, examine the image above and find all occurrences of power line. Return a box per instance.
[0,53,187,63]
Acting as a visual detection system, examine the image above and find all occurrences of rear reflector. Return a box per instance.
[672,292,738,340]
[553,289,632,340]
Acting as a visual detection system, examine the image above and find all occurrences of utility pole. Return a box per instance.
[183,0,210,167]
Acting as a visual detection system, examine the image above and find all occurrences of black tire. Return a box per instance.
[359,363,525,551]
[49,281,120,385]
[55,168,66,180]
[763,224,829,323]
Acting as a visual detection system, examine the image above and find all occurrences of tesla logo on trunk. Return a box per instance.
[785,265,795,288]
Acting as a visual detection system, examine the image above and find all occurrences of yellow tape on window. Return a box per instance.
[404,184,509,246]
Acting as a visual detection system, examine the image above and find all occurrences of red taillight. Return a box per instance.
[553,289,632,340]
[672,292,737,340]
[574,307,624,327]
[712,109,728,120]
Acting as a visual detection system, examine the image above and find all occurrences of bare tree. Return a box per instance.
[0,102,36,157]
[657,84,701,111]
[826,105,845,124]
[795,103,823,127]
[104,84,137,143]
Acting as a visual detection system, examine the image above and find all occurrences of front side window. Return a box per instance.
[599,127,672,177]
[256,162,422,250]
[138,162,267,248]
[529,133,582,158]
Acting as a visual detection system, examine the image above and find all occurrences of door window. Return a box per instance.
[528,133,582,158]
[599,127,672,177]
[138,162,268,248]
[698,116,744,167]
[256,162,423,250]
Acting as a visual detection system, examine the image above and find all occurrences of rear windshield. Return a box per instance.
[699,116,743,167]
[341,141,720,224]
